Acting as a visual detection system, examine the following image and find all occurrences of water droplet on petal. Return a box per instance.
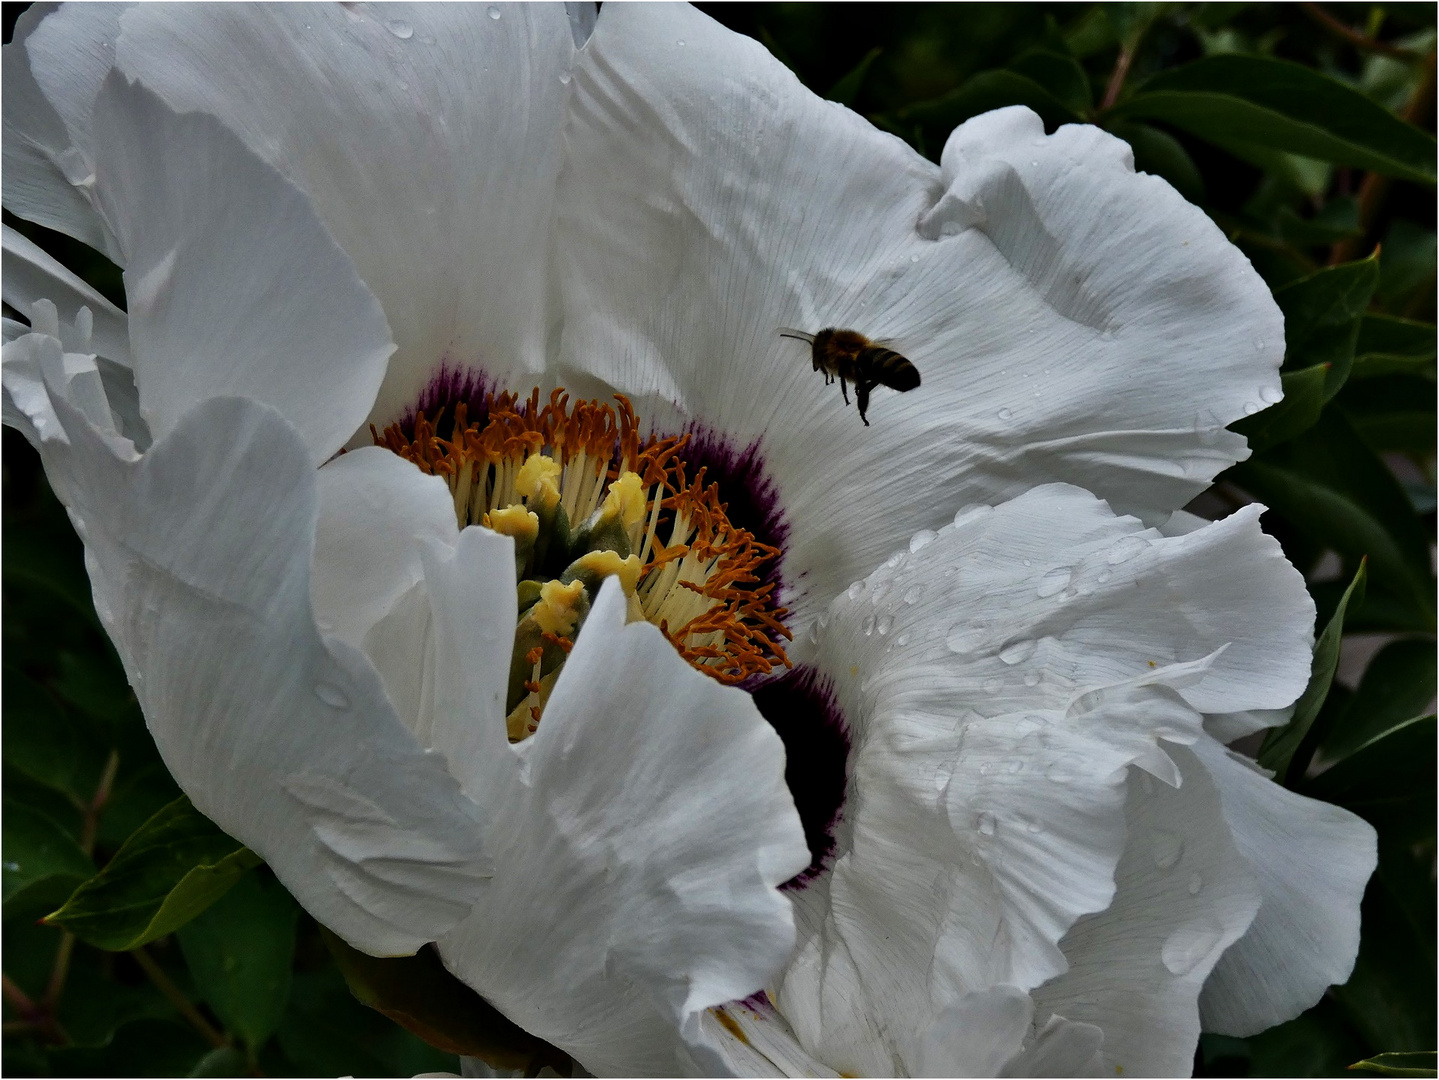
[983,676,1003,694]
[945,622,988,654]
[1027,818,1044,833]
[904,585,923,604]
[1007,759,1023,774]
[1037,566,1071,598]
[885,551,907,570]
[1260,384,1282,404]
[488,4,503,17]
[1023,671,1040,687]
[910,529,939,553]
[996,407,1013,421]
[952,503,992,528]
[861,614,876,636]
[976,811,996,836]
[877,614,894,635]
[1150,829,1184,870]
[847,581,867,600]
[910,253,920,262]
[387,18,414,37]
[999,638,1036,665]
[558,71,571,85]
[871,582,890,605]
[1107,534,1150,565]
[676,37,685,45]
[314,683,350,709]
[1045,756,1080,783]
[1243,400,1261,415]
[1162,919,1225,975]
[1187,873,1203,895]
[896,632,910,646]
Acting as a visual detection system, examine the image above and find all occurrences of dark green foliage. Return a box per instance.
[5,2,1435,1077]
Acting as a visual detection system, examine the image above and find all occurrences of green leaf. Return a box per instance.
[1009,47,1093,112]
[1242,997,1368,1078]
[1111,55,1438,183]
[1104,119,1204,203]
[46,796,260,950]
[177,872,299,1052]
[2,667,106,803]
[1356,313,1437,366]
[1259,562,1365,784]
[1323,638,1439,763]
[827,47,882,107]
[1230,362,1328,453]
[2,800,94,911]
[46,1017,213,1078]
[1273,254,1381,399]
[1307,714,1436,846]
[187,1046,249,1078]
[1351,1052,1439,1077]
[321,927,568,1072]
[894,69,1082,135]
[1227,410,1434,625]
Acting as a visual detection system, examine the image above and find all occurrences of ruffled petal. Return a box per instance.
[1195,738,1377,1036]
[436,579,810,1076]
[553,3,1283,626]
[1,3,120,256]
[89,75,393,464]
[2,223,130,365]
[1028,746,1262,1077]
[777,483,1313,1074]
[109,1,577,430]
[3,339,490,955]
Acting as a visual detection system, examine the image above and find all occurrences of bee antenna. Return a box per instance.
[776,327,816,343]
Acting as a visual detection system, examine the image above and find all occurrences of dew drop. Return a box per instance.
[1107,534,1150,565]
[558,71,571,85]
[996,407,1013,421]
[910,253,920,262]
[910,529,938,553]
[1150,830,1184,870]
[487,4,502,17]
[1243,400,1261,415]
[976,811,996,836]
[676,37,685,45]
[1007,759,1024,774]
[871,582,890,605]
[1096,570,1111,583]
[1036,566,1072,598]
[1023,671,1040,687]
[847,581,867,601]
[1162,919,1225,975]
[861,614,876,636]
[952,503,992,528]
[1045,756,1080,783]
[885,551,908,570]
[1253,336,1265,351]
[1187,873,1203,895]
[904,585,924,604]
[876,614,894,636]
[896,632,910,646]
[1260,384,1282,404]
[387,18,414,37]
[945,622,988,654]
[998,638,1036,665]
[314,683,350,709]
[983,676,1003,694]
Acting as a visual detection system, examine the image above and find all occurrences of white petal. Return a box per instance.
[313,448,460,654]
[777,483,1312,1074]
[915,986,1034,1078]
[700,1000,837,1078]
[1,3,119,256]
[2,223,130,365]
[1029,746,1262,1078]
[438,579,810,1076]
[88,74,394,464]
[1194,738,1377,1036]
[1002,1015,1104,1078]
[554,4,1283,626]
[9,362,491,955]
[110,2,577,430]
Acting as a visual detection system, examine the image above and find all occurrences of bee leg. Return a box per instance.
[856,381,872,426]
[839,377,850,405]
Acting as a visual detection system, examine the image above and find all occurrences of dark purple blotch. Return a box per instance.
[752,664,850,890]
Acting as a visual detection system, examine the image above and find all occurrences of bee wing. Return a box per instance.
[776,327,816,344]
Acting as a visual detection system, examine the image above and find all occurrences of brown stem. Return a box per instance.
[2,974,36,1016]
[43,935,75,1011]
[130,948,229,1049]
[1328,50,1436,265]
[1100,42,1137,111]
[1301,2,1422,59]
[2,973,67,1045]
[79,750,120,857]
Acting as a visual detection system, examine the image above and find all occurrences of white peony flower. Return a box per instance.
[3,3,1376,1077]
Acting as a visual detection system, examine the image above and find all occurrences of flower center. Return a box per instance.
[374,388,792,740]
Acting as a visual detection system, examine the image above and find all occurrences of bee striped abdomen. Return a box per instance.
[858,347,921,392]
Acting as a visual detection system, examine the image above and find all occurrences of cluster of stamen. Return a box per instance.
[374,389,791,740]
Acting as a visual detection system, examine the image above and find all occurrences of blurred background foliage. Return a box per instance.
[3,1,1435,1077]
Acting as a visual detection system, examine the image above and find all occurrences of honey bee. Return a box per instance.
[778,327,921,426]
